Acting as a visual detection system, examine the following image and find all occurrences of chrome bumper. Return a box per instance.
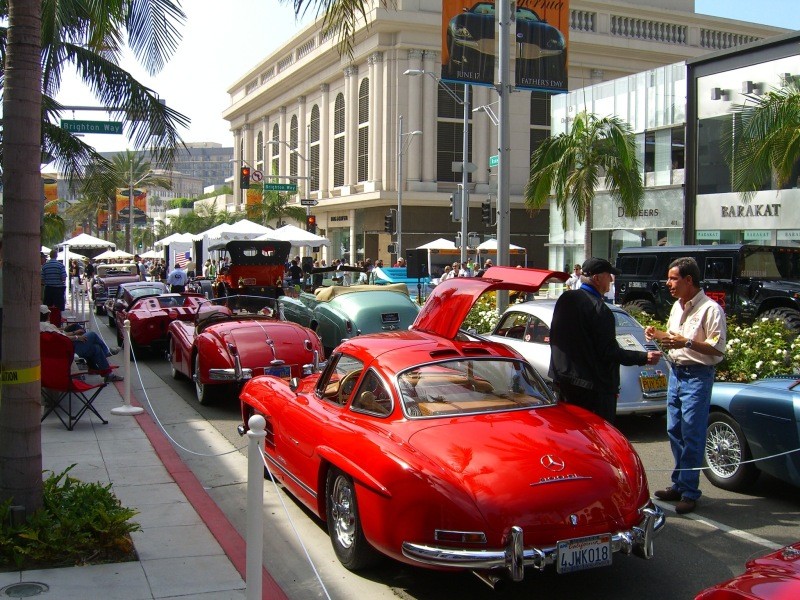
[208,368,253,381]
[401,505,665,582]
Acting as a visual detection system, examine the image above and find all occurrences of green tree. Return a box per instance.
[727,77,800,198]
[0,0,185,517]
[41,199,66,247]
[524,111,644,258]
[247,186,307,227]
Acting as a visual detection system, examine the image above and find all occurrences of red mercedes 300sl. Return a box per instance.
[238,267,665,588]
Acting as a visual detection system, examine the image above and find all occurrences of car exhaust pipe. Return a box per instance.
[472,570,506,591]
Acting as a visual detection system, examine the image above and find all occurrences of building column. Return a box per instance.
[344,65,359,187]
[278,106,288,179]
[319,84,330,198]
[368,52,384,186]
[297,95,307,198]
[233,127,243,206]
[406,49,423,183]
[422,50,438,184]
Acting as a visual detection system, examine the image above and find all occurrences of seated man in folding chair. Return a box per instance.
[39,305,124,382]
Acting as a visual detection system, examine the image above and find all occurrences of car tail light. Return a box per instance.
[435,530,487,544]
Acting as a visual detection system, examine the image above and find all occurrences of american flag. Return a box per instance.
[174,250,191,268]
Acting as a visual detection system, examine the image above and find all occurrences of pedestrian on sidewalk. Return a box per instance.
[167,263,188,293]
[42,248,67,311]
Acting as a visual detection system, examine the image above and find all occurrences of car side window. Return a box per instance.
[524,316,550,344]
[495,312,529,339]
[350,370,392,417]
[318,353,365,405]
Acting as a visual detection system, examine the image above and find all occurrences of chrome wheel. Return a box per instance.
[329,474,356,550]
[705,420,741,479]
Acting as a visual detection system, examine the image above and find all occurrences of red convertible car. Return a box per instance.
[113,289,204,351]
[238,267,665,587]
[169,298,325,404]
[695,542,800,599]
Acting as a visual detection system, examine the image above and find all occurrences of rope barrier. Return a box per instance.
[259,449,333,600]
[650,446,800,473]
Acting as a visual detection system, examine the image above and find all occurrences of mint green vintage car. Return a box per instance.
[279,283,420,355]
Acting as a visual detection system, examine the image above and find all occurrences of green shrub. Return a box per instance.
[0,466,140,569]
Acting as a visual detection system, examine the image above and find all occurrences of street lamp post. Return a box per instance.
[404,69,471,263]
[396,115,422,258]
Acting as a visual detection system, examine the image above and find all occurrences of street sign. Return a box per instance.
[300,199,318,206]
[251,170,264,182]
[489,154,499,168]
[61,120,123,135]
[263,182,298,192]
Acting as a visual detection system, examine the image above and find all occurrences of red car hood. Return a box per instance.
[221,321,318,367]
[406,407,647,541]
[413,267,568,339]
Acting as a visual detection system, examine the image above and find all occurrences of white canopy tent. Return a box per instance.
[61,233,115,251]
[94,249,134,261]
[139,249,162,259]
[154,232,194,250]
[198,219,273,258]
[416,238,457,250]
[256,224,330,247]
[476,238,527,267]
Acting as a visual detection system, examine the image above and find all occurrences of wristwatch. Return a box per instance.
[684,339,694,349]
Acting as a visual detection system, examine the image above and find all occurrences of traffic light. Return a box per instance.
[450,190,462,222]
[305,214,317,233]
[240,166,251,189]
[384,212,395,233]
[481,200,491,225]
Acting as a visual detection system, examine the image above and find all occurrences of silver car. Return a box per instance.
[486,299,669,415]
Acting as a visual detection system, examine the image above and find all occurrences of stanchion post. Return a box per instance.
[246,415,266,600]
[111,319,144,416]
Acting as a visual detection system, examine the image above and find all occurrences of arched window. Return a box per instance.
[290,115,299,178]
[310,105,320,192]
[333,93,345,188]
[256,131,264,170]
[271,124,280,176]
[358,78,369,183]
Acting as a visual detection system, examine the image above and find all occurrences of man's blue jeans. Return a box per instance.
[666,364,715,500]
[72,331,112,372]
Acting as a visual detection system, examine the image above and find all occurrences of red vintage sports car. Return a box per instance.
[169,298,325,405]
[114,290,204,350]
[695,542,800,599]
[238,267,665,588]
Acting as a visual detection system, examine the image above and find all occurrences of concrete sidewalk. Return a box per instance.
[0,359,253,599]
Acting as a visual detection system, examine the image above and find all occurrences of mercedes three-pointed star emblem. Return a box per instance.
[540,454,565,472]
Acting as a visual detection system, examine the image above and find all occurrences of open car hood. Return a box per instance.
[412,266,568,340]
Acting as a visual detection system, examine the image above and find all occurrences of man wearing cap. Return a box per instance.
[549,257,662,423]
[166,263,187,293]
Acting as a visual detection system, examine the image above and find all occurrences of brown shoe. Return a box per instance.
[654,487,682,501]
[675,497,697,514]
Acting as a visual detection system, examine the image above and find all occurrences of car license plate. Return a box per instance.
[556,534,612,574]
[381,312,400,324]
[639,371,667,394]
[263,365,291,379]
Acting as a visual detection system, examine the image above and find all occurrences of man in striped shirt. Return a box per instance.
[41,248,67,311]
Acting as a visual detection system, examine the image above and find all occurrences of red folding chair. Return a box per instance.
[40,332,109,430]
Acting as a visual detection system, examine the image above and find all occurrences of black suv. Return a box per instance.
[615,244,800,333]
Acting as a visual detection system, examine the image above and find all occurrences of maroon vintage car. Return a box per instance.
[115,290,206,351]
[168,298,325,404]
[237,267,665,588]
[695,542,800,599]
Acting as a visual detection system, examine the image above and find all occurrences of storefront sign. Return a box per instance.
[777,230,800,241]
[697,191,800,230]
[721,203,781,218]
[696,230,720,240]
[743,230,771,241]
[329,214,349,224]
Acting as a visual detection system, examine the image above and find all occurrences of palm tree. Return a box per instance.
[247,186,307,227]
[0,0,186,516]
[524,111,644,258]
[41,199,67,246]
[726,77,800,198]
[285,0,386,57]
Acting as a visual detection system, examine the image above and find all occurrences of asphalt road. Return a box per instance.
[103,320,800,600]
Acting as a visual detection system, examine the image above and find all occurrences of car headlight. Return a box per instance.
[450,25,473,40]
[546,32,566,50]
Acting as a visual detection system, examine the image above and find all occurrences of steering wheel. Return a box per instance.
[337,370,361,405]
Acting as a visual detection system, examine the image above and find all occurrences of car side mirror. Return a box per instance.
[289,377,299,392]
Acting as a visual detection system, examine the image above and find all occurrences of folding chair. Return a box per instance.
[40,332,109,430]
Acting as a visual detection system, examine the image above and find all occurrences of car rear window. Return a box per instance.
[398,358,554,418]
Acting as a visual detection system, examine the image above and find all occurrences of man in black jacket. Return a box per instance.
[549,257,662,423]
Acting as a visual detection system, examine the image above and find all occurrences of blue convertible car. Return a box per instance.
[704,375,800,491]
[443,2,566,90]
